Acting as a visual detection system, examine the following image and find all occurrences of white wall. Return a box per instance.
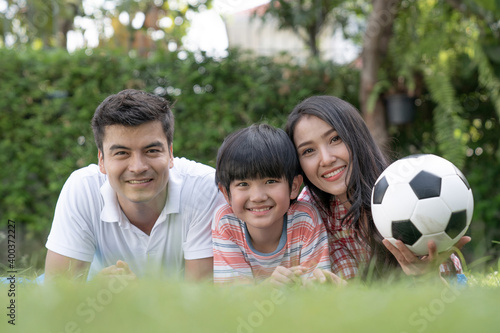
[222,8,359,64]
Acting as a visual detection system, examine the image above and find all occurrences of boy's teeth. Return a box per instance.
[250,207,270,212]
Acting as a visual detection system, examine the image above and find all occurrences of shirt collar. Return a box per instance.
[162,166,182,215]
[100,180,121,223]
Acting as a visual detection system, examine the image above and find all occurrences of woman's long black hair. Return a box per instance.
[286,96,399,279]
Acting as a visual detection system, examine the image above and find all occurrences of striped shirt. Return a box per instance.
[212,201,331,284]
[299,187,463,280]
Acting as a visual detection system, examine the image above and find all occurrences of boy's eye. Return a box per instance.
[235,182,248,187]
[266,179,278,184]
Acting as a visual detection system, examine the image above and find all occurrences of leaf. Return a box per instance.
[366,80,391,114]
[424,70,466,168]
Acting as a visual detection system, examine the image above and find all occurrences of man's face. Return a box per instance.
[98,120,173,210]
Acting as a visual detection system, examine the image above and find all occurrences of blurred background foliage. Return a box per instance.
[0,47,360,270]
[0,0,499,272]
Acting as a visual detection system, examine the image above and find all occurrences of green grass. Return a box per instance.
[1,271,499,333]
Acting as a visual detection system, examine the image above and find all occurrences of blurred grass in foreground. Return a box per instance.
[1,271,499,333]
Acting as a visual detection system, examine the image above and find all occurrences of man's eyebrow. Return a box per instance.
[144,141,165,149]
[108,141,164,151]
[109,144,130,151]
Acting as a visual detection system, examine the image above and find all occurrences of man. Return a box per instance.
[44,89,225,281]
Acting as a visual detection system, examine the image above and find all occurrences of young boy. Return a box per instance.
[213,124,336,285]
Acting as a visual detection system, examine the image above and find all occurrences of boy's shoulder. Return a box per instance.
[288,200,318,215]
[213,204,242,229]
[287,201,322,226]
[215,203,234,219]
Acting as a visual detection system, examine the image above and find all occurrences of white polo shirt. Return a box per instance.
[46,157,226,278]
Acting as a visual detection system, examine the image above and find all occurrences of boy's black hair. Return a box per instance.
[216,123,300,197]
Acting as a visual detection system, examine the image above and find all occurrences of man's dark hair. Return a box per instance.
[215,123,300,198]
[91,89,174,152]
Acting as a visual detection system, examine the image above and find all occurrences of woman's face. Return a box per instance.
[292,115,351,203]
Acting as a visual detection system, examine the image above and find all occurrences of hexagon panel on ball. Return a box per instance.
[440,175,473,212]
[371,204,392,238]
[377,183,418,222]
[408,232,455,256]
[417,154,458,177]
[411,197,452,235]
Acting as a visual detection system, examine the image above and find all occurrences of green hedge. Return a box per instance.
[1,47,498,271]
[0,48,359,242]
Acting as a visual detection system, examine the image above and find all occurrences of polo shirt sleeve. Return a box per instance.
[182,172,226,260]
[45,168,98,262]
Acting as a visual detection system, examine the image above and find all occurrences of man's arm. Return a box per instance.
[44,250,91,281]
[185,257,213,282]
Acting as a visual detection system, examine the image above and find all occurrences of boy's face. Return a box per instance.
[219,175,302,233]
[98,120,174,211]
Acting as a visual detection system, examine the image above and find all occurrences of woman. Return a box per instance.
[285,95,470,280]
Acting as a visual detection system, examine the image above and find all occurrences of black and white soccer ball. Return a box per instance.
[371,154,474,256]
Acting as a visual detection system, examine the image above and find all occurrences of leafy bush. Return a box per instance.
[1,46,498,271]
[0,48,359,266]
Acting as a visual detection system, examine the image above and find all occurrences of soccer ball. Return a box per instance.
[371,154,474,256]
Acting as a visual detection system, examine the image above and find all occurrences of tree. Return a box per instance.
[359,0,399,151]
[254,0,355,58]
[0,0,82,49]
[104,0,212,54]
[254,0,500,165]
[444,0,500,119]
[0,0,212,52]
[253,0,397,149]
[384,0,500,168]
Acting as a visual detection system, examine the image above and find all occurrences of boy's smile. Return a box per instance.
[220,176,302,251]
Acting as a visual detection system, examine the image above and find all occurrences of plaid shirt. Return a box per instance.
[298,187,463,280]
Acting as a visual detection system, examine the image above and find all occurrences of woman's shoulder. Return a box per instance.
[297,186,313,202]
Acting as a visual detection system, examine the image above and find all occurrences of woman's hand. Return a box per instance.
[383,236,471,276]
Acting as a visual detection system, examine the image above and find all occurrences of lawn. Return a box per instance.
[1,270,499,333]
